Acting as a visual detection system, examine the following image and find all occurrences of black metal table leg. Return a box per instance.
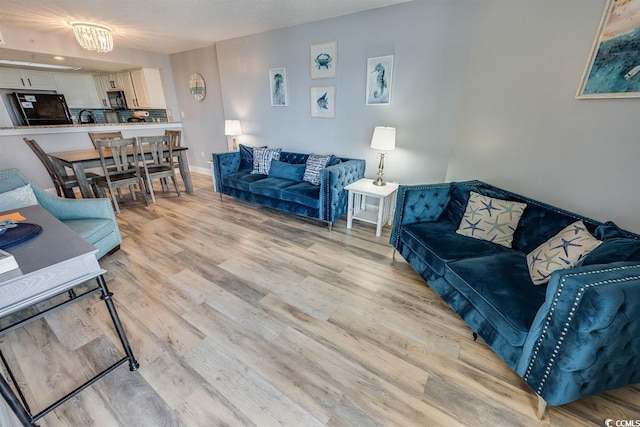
[0,373,34,426]
[95,275,139,371]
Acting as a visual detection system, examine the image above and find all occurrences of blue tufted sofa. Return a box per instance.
[390,180,640,416]
[0,168,121,259]
[212,148,365,227]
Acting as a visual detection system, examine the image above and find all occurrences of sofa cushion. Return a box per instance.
[280,182,321,209]
[456,191,527,248]
[580,237,640,266]
[223,171,267,191]
[269,160,305,181]
[249,177,297,199]
[444,252,546,347]
[252,148,281,175]
[401,221,512,276]
[303,153,331,186]
[0,184,38,211]
[527,221,602,285]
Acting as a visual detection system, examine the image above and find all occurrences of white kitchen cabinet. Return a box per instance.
[128,68,166,109]
[119,72,137,109]
[0,68,56,90]
[93,75,110,108]
[53,73,101,108]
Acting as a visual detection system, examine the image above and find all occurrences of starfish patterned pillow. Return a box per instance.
[527,221,602,285]
[456,191,527,248]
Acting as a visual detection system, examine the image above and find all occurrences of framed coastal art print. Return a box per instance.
[268,67,288,106]
[310,41,337,79]
[366,55,394,105]
[577,0,640,98]
[310,86,335,118]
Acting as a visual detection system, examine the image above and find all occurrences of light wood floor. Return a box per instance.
[1,173,638,426]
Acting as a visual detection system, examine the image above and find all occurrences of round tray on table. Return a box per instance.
[0,223,43,250]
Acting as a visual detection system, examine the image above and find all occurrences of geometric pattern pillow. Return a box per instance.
[302,153,331,186]
[526,220,602,285]
[456,191,527,248]
[251,147,281,175]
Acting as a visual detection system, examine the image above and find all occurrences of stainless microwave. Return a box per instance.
[107,90,128,110]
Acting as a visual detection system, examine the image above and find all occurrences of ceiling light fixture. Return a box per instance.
[70,21,113,53]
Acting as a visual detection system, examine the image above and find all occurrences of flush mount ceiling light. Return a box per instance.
[70,21,113,53]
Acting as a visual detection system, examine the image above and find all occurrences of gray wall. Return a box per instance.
[215,0,478,183]
[169,45,226,172]
[449,0,640,232]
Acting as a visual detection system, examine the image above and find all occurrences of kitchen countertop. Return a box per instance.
[0,121,182,137]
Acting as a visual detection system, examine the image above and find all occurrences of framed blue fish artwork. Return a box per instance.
[311,41,337,79]
[366,55,394,105]
[577,0,640,98]
[269,67,288,106]
[310,86,335,118]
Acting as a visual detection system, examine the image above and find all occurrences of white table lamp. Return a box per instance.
[370,126,396,186]
[224,120,242,150]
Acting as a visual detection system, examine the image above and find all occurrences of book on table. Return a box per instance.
[0,248,19,274]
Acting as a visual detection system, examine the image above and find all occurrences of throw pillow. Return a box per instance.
[0,184,38,212]
[527,220,602,285]
[239,144,266,170]
[456,191,527,248]
[251,147,282,175]
[269,160,305,181]
[303,153,331,186]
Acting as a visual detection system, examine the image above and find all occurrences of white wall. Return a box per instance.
[215,0,478,184]
[168,45,226,172]
[448,0,640,232]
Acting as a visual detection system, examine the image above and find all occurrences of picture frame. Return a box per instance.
[268,67,288,106]
[577,0,640,98]
[366,55,394,105]
[310,86,335,118]
[310,41,337,79]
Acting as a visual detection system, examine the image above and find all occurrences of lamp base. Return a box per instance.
[372,176,386,186]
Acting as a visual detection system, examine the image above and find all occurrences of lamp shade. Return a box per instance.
[370,126,396,151]
[224,120,242,136]
[70,21,113,53]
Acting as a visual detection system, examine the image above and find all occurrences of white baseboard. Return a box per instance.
[190,165,212,176]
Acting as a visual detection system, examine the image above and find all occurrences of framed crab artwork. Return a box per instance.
[366,55,394,106]
[310,41,337,79]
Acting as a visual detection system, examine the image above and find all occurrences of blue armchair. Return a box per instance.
[0,169,121,259]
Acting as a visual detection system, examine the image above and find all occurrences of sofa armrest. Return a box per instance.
[517,261,640,406]
[389,183,453,248]
[320,159,365,223]
[212,152,241,193]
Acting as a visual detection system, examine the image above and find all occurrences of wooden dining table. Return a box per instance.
[48,145,193,199]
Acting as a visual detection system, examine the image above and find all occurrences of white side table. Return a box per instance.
[345,178,400,237]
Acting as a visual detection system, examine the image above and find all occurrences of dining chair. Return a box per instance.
[88,131,123,149]
[137,135,181,203]
[93,137,149,213]
[23,138,100,198]
[164,130,182,148]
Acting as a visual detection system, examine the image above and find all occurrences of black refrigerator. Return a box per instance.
[11,92,73,126]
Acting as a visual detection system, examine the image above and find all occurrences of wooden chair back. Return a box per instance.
[89,131,123,149]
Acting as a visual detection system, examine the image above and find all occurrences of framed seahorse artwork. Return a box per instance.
[268,67,288,106]
[310,41,337,79]
[366,55,394,106]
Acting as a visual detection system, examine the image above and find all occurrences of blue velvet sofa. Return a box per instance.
[0,168,121,259]
[390,180,640,416]
[212,148,365,227]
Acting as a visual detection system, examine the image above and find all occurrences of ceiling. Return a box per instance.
[0,0,411,72]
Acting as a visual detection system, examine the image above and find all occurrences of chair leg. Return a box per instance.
[129,185,137,201]
[108,186,121,214]
[171,175,180,197]
[146,176,156,203]
[138,177,149,206]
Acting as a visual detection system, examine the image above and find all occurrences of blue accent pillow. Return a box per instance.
[580,237,640,266]
[269,160,305,181]
[239,144,265,170]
